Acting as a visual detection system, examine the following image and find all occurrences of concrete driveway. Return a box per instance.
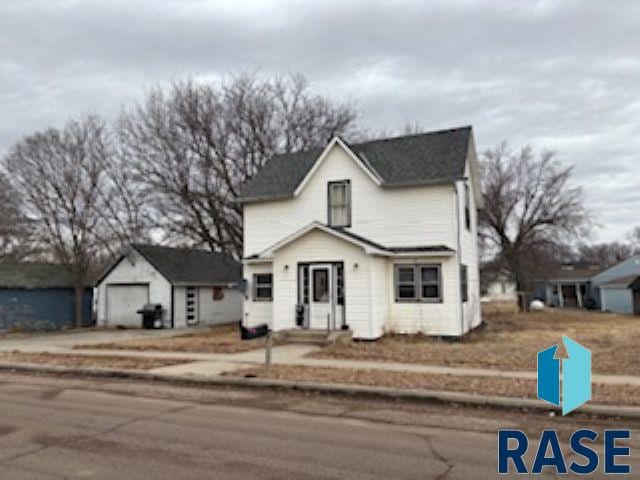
[0,327,198,353]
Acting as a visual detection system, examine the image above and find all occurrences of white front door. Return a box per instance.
[309,264,333,330]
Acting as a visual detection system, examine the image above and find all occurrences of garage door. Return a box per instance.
[106,284,149,327]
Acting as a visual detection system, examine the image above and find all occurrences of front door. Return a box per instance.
[309,264,333,329]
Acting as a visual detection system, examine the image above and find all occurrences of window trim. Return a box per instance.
[327,180,351,228]
[395,265,417,301]
[394,264,442,303]
[253,273,273,302]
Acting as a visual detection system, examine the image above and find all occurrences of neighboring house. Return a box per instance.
[96,244,242,328]
[239,126,483,340]
[480,262,517,303]
[591,255,640,314]
[0,262,93,332]
[481,273,517,303]
[542,263,602,308]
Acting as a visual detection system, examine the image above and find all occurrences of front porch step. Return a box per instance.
[278,329,352,346]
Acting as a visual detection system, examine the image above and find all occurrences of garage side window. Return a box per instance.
[253,273,273,301]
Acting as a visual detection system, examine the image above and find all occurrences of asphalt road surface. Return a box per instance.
[0,372,637,479]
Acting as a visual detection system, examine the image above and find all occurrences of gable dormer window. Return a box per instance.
[328,180,351,227]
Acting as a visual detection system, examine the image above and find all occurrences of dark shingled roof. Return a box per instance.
[547,264,602,282]
[240,126,472,202]
[0,262,81,289]
[132,245,241,285]
[328,227,454,254]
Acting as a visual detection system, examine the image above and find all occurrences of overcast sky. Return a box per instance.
[1,0,638,242]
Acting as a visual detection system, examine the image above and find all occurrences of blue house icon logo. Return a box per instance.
[537,336,591,415]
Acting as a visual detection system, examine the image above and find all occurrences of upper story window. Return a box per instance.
[328,180,351,227]
[464,183,471,231]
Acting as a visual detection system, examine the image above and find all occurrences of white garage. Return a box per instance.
[96,244,242,328]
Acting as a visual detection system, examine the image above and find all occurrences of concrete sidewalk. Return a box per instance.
[2,361,640,420]
[3,340,639,387]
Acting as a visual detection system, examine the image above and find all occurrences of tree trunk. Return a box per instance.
[73,284,85,329]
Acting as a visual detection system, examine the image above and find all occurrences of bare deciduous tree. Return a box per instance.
[627,226,640,254]
[479,143,590,305]
[574,241,634,268]
[0,173,35,260]
[3,116,149,327]
[119,73,357,258]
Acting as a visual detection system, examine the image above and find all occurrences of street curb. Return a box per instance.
[0,362,638,419]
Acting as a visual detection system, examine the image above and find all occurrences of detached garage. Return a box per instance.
[0,262,93,332]
[599,275,640,315]
[96,244,242,328]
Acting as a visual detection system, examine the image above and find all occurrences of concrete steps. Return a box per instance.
[278,329,352,346]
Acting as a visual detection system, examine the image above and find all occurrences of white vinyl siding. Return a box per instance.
[243,263,274,328]
[243,143,456,257]
[174,286,242,327]
[271,229,375,338]
[457,146,482,331]
[387,257,461,336]
[242,138,482,338]
[96,250,172,327]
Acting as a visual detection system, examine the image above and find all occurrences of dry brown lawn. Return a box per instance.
[227,365,640,406]
[74,323,265,354]
[0,352,191,370]
[311,308,640,376]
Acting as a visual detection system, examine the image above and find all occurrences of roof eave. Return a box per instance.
[380,178,461,189]
[238,194,294,204]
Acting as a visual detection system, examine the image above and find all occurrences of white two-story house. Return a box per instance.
[239,126,483,340]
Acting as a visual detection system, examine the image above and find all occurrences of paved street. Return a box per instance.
[0,372,638,479]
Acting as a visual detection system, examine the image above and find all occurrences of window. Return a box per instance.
[464,183,471,231]
[328,180,351,227]
[396,266,417,300]
[421,266,440,300]
[253,273,273,301]
[460,264,468,302]
[212,287,224,301]
[313,269,329,303]
[186,286,198,325]
[395,264,442,302]
[299,265,310,304]
[336,264,345,306]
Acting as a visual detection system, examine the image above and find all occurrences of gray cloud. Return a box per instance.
[1,0,639,241]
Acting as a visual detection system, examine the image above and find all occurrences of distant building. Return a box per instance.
[591,255,640,315]
[543,263,602,309]
[480,263,517,303]
[0,262,93,332]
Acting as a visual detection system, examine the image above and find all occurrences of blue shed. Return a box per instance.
[0,262,93,332]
